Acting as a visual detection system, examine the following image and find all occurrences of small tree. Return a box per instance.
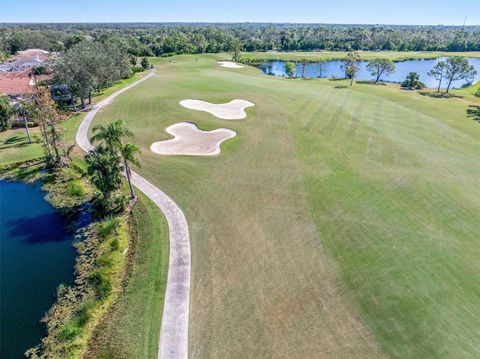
[341,51,360,86]
[91,120,140,199]
[401,72,424,90]
[0,95,12,131]
[232,39,242,63]
[300,58,308,78]
[29,86,65,166]
[141,57,150,69]
[366,58,396,83]
[86,147,123,211]
[285,62,295,78]
[427,61,447,93]
[444,57,477,93]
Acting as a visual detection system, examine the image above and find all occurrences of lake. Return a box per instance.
[0,180,79,358]
[258,57,480,88]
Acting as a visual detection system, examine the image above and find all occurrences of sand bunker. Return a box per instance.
[218,61,244,68]
[150,122,236,156]
[180,99,254,120]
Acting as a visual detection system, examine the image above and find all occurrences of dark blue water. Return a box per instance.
[259,57,480,88]
[0,180,77,359]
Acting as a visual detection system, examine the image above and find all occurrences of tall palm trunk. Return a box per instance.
[23,112,31,144]
[124,158,136,199]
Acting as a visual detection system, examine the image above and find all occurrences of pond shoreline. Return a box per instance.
[0,164,83,359]
[253,57,480,89]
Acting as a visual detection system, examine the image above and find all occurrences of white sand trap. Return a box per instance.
[150,122,236,156]
[180,99,254,120]
[218,61,244,68]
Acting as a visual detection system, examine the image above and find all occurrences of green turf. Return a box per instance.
[0,128,43,164]
[85,192,169,358]
[90,54,480,358]
[237,50,480,62]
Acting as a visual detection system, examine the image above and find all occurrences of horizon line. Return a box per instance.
[1,21,479,27]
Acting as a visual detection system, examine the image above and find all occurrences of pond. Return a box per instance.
[258,57,480,88]
[0,180,84,358]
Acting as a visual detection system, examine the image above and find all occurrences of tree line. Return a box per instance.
[1,23,480,59]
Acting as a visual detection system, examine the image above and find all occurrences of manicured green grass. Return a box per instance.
[237,50,480,62]
[0,128,43,164]
[85,192,169,358]
[92,54,480,358]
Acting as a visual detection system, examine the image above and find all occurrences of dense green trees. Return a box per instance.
[29,86,66,166]
[1,24,479,57]
[366,58,396,83]
[0,95,12,131]
[53,41,131,109]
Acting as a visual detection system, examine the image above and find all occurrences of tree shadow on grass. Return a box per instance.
[418,91,464,99]
[467,106,480,123]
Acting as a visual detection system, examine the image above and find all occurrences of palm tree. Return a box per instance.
[91,120,140,199]
[12,101,32,143]
[86,146,123,207]
[91,120,132,148]
[120,143,141,198]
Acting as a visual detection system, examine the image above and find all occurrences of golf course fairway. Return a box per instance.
[90,54,480,359]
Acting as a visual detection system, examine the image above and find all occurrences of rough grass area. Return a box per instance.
[85,192,169,358]
[93,54,480,358]
[238,50,480,62]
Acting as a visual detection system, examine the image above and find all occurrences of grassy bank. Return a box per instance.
[85,192,169,358]
[93,54,480,358]
[1,67,167,358]
[237,50,480,63]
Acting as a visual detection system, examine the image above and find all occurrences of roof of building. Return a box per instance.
[0,49,52,97]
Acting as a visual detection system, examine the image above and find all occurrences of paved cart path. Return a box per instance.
[76,69,190,359]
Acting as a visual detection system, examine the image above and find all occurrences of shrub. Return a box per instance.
[67,181,86,198]
[88,271,111,299]
[401,72,424,90]
[141,56,150,69]
[98,217,119,239]
[57,323,81,342]
[110,238,120,251]
[475,88,480,97]
[132,66,144,73]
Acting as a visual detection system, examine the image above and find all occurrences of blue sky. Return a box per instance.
[1,0,479,25]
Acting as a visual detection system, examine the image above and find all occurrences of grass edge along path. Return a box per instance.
[75,68,191,359]
[84,192,169,358]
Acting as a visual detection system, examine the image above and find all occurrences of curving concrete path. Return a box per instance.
[76,69,190,359]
